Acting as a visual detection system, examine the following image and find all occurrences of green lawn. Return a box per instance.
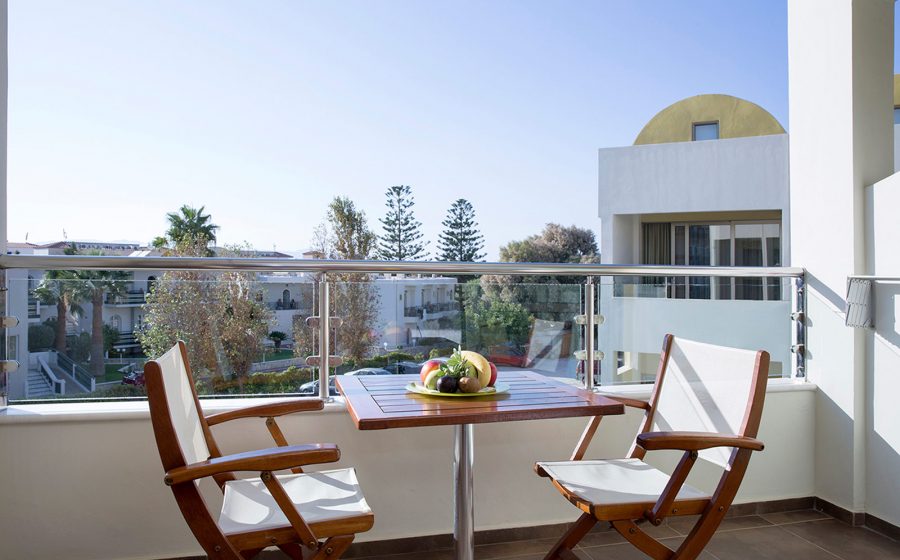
[101,363,133,383]
[258,349,294,362]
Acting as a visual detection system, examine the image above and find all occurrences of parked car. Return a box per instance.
[299,368,393,396]
[487,343,529,368]
[383,361,423,375]
[298,377,338,396]
[343,367,392,376]
[121,371,145,386]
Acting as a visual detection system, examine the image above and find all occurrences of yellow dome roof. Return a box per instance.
[634,94,785,145]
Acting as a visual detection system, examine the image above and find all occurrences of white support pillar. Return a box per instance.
[1,0,7,255]
[788,0,894,516]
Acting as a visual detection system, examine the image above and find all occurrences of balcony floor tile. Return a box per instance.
[255,510,898,560]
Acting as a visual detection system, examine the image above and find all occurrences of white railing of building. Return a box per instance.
[35,354,65,396]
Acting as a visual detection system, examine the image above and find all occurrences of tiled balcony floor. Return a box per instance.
[342,510,900,560]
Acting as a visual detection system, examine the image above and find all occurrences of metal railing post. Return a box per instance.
[792,274,806,379]
[318,273,331,401]
[0,268,6,409]
[584,277,596,391]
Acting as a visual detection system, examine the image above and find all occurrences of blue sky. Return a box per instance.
[8,1,793,259]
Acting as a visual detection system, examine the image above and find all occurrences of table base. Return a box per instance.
[453,423,474,560]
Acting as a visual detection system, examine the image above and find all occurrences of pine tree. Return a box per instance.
[377,185,427,260]
[437,199,486,262]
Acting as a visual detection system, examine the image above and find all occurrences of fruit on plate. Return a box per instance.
[459,350,492,387]
[423,368,443,390]
[436,375,459,394]
[458,376,482,393]
[419,359,444,383]
[488,362,498,387]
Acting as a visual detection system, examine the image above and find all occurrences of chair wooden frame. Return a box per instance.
[535,334,769,560]
[146,341,373,560]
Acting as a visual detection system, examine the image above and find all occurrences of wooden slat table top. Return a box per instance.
[335,371,625,430]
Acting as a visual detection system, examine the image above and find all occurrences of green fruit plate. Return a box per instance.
[405,382,510,397]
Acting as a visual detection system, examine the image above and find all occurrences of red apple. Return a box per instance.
[420,359,443,383]
[488,362,498,387]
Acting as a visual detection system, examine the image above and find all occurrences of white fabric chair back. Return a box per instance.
[652,337,763,468]
[156,343,211,465]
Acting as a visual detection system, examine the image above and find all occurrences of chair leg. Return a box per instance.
[542,512,597,560]
[611,520,673,560]
[240,548,264,560]
[308,535,355,560]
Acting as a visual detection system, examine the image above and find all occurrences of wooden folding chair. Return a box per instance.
[535,334,769,560]
[145,341,373,560]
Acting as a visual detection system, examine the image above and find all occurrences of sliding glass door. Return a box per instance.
[665,221,780,301]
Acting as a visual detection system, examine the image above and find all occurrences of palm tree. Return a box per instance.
[164,205,219,254]
[32,271,88,353]
[78,269,130,378]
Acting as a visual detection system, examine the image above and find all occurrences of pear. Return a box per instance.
[458,376,482,393]
[459,350,492,387]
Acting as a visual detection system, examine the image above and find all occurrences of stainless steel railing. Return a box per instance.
[0,254,803,277]
[0,255,807,406]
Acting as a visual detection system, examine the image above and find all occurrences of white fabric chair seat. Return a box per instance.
[537,459,710,518]
[219,468,371,535]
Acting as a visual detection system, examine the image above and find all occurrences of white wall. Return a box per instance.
[788,0,894,515]
[864,172,900,527]
[598,134,790,264]
[0,384,815,560]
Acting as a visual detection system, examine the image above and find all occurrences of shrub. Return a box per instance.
[28,323,55,351]
[429,347,455,358]
[268,331,287,349]
[92,384,146,398]
[67,332,91,363]
[204,366,316,395]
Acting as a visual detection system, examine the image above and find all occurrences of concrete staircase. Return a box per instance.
[26,368,54,398]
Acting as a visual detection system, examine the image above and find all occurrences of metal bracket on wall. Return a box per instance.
[574,350,605,362]
[305,355,344,368]
[0,361,19,373]
[845,278,874,328]
[573,314,605,325]
[305,317,344,329]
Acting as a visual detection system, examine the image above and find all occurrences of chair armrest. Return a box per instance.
[602,395,651,411]
[164,443,339,485]
[206,399,325,426]
[636,431,764,452]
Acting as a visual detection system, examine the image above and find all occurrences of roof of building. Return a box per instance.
[633,94,785,146]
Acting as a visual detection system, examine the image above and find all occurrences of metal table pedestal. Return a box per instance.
[453,423,475,560]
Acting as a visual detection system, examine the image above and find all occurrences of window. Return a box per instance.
[692,122,719,141]
[666,221,781,301]
[894,107,900,124]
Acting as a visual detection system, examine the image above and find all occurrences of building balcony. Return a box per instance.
[105,291,146,306]
[0,257,898,560]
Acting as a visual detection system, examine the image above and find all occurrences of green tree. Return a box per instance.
[481,223,599,329]
[295,197,380,363]
[157,205,220,255]
[76,260,130,378]
[437,199,485,262]
[268,331,287,350]
[139,242,271,388]
[464,298,533,353]
[28,323,56,351]
[498,223,598,267]
[32,269,88,353]
[377,185,427,260]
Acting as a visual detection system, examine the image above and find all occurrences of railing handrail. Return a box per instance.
[55,352,95,392]
[36,355,66,395]
[0,254,804,278]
